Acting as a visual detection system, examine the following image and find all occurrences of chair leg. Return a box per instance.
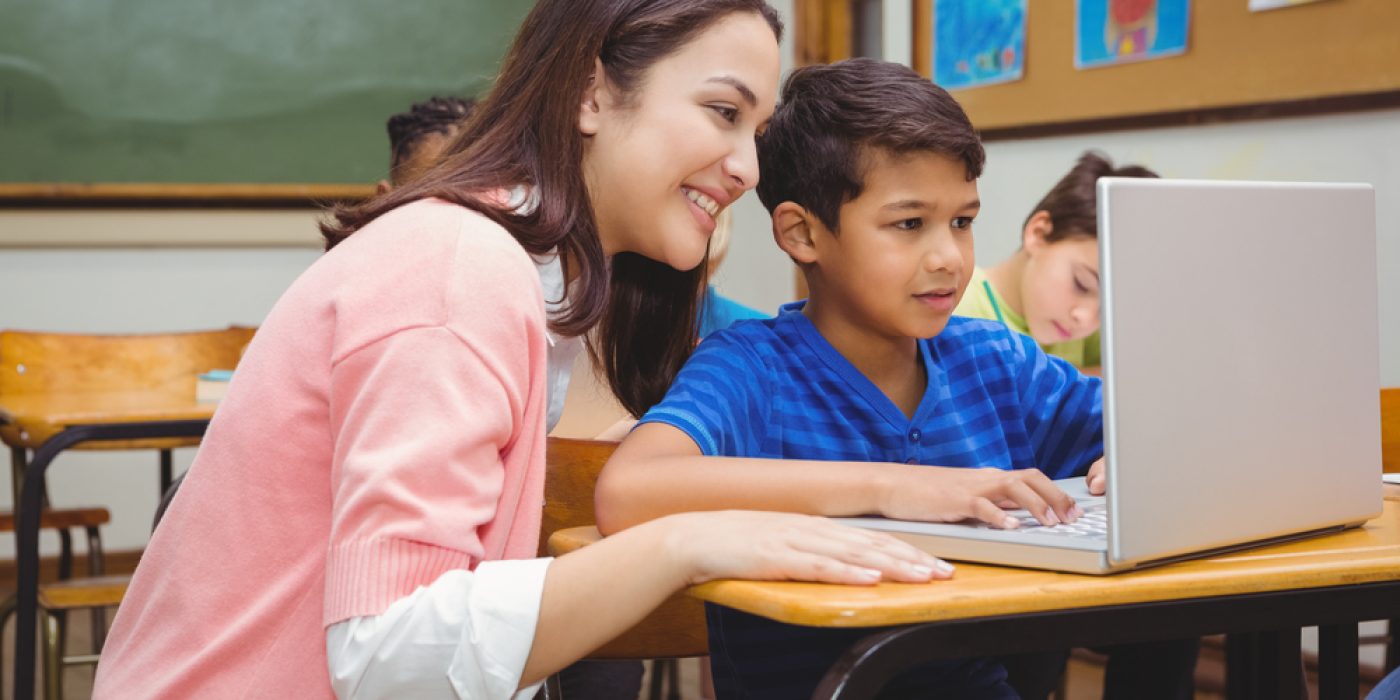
[0,592,14,700]
[647,659,665,700]
[42,610,64,700]
[87,525,109,651]
[663,658,680,700]
[159,448,174,497]
[544,672,565,700]
[1387,617,1399,672]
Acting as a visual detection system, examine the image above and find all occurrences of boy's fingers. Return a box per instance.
[1088,472,1106,495]
[1004,480,1057,526]
[971,496,1019,529]
[1022,474,1078,523]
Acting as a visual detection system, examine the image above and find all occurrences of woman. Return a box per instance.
[93,2,946,698]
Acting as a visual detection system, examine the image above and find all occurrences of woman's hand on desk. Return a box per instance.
[878,465,1082,529]
[667,511,954,586]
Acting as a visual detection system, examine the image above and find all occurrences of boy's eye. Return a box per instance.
[951,216,975,230]
[894,217,923,231]
[709,105,739,124]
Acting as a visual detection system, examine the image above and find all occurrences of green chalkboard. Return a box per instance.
[0,0,531,184]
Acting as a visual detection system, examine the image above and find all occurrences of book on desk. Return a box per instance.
[195,369,234,403]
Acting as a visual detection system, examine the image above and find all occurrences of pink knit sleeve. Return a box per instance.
[320,230,548,626]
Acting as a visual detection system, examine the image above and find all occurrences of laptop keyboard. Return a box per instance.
[1008,502,1107,538]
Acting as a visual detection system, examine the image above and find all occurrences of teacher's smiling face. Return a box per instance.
[578,10,780,272]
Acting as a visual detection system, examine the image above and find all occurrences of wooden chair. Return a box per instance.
[0,326,256,490]
[0,328,251,696]
[31,469,185,700]
[539,438,709,700]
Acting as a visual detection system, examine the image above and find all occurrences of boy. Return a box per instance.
[597,58,1104,698]
[376,95,475,193]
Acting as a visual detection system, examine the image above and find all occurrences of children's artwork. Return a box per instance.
[1249,0,1331,11]
[933,0,1027,90]
[1075,0,1190,70]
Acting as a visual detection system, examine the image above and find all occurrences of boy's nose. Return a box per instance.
[922,233,963,272]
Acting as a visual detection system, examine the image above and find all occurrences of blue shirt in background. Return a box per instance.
[640,302,1103,699]
[697,284,767,338]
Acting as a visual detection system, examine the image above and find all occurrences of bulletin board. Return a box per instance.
[909,0,1400,136]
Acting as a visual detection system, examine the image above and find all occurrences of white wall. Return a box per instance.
[0,212,323,558]
[972,107,1400,387]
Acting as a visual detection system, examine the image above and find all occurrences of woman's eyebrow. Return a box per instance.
[705,76,757,107]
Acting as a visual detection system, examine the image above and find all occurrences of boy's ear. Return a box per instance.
[578,58,607,136]
[772,202,821,265]
[1022,210,1054,253]
[375,179,392,195]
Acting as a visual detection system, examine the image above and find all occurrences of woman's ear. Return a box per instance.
[578,58,606,136]
[772,202,821,265]
[1022,210,1055,253]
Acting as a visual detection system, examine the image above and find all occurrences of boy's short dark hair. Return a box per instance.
[1028,151,1159,242]
[755,58,985,232]
[386,96,476,181]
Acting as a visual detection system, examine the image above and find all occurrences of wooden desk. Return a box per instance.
[552,489,1400,700]
[0,391,215,700]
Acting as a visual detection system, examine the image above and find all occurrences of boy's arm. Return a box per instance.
[595,422,1081,535]
[1010,334,1105,481]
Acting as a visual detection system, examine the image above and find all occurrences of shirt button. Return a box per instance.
[908,429,921,442]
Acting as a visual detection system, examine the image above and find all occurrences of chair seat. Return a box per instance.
[0,507,110,532]
[37,575,129,611]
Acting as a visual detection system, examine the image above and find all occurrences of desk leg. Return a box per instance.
[13,420,209,700]
[1317,622,1359,700]
[1225,630,1303,700]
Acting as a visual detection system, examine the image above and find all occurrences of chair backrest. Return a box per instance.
[540,437,617,556]
[541,437,709,659]
[0,327,256,396]
[1383,387,1399,474]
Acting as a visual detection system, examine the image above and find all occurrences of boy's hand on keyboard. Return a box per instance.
[879,466,1080,529]
[1087,457,1106,495]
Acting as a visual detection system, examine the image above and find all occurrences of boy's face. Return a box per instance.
[805,149,980,343]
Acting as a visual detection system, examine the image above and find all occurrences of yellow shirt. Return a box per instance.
[955,266,1101,369]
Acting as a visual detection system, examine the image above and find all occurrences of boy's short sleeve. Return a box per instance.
[1005,331,1104,479]
[638,330,772,457]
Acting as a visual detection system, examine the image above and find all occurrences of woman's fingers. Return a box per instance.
[784,517,954,582]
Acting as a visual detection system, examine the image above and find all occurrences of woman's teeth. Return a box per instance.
[683,187,719,218]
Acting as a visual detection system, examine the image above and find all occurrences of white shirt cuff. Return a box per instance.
[327,558,553,700]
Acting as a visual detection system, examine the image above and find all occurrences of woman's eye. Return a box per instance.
[951,216,974,230]
[710,105,738,124]
[894,218,923,231]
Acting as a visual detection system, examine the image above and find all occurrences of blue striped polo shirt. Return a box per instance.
[639,301,1103,699]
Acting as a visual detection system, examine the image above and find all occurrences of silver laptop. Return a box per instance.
[839,178,1383,574]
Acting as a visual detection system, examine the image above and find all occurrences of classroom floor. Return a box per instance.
[0,612,1380,699]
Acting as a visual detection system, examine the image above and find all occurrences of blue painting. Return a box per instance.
[933,0,1027,90]
[1076,0,1190,70]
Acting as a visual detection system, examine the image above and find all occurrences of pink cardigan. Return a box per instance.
[94,200,550,698]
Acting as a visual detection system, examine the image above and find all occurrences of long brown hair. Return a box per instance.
[322,0,782,417]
